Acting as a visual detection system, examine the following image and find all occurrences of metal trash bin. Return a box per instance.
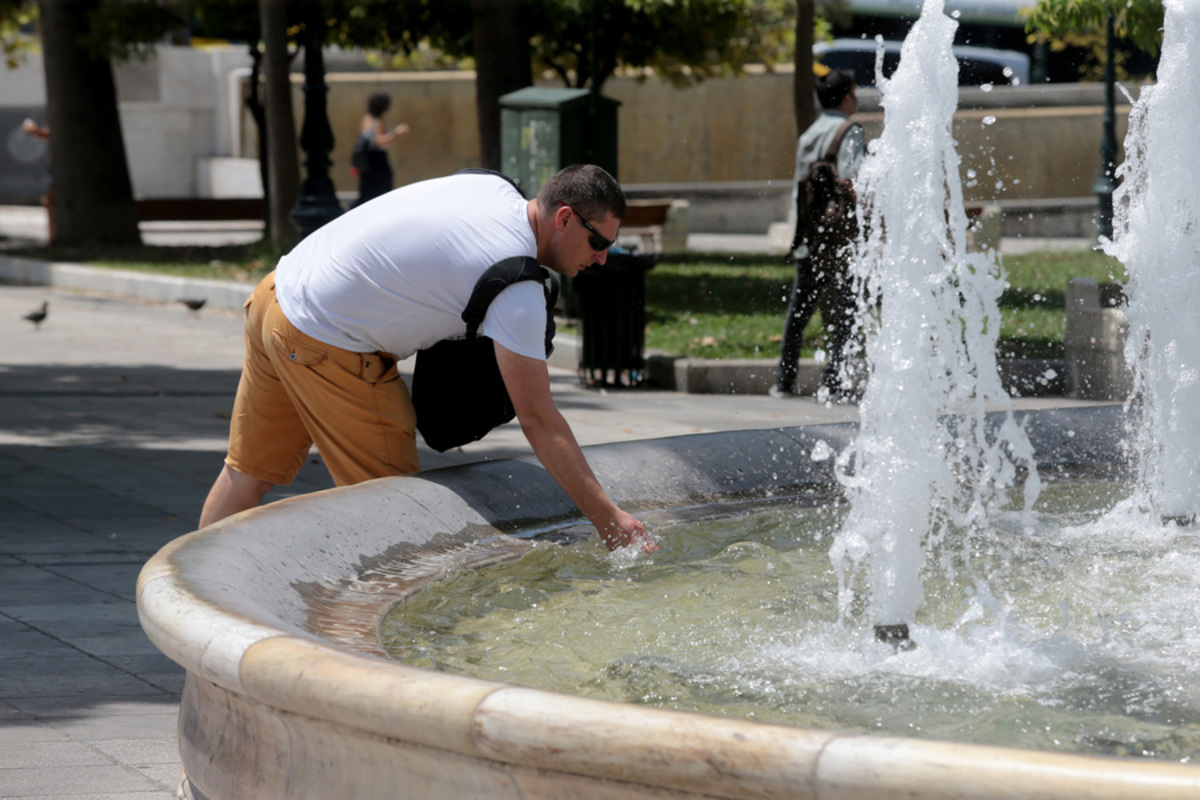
[498,86,620,198]
[572,251,656,387]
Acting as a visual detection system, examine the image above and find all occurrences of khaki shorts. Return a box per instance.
[226,272,419,486]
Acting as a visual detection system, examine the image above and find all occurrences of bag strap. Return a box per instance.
[461,256,559,356]
[454,167,524,198]
[821,119,858,165]
[791,120,859,258]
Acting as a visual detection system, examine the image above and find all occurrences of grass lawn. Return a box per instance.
[6,240,1125,361]
[636,247,1126,361]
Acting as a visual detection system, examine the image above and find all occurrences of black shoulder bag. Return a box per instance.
[411,256,559,452]
[791,119,860,259]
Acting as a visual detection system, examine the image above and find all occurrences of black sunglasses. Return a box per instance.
[558,202,616,252]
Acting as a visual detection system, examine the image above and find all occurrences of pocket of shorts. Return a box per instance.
[360,353,400,385]
[271,330,327,366]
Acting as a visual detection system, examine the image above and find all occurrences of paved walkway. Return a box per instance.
[0,271,866,800]
[0,208,1098,798]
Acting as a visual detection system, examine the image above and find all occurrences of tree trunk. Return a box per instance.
[472,0,532,171]
[260,0,300,251]
[794,0,816,139]
[37,0,140,245]
[244,45,271,234]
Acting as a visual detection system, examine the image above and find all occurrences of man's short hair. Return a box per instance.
[816,70,856,110]
[537,164,626,222]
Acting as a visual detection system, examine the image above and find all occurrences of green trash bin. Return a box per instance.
[572,251,656,387]
[499,86,621,318]
[498,87,620,198]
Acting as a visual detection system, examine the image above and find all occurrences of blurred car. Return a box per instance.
[814,38,1031,87]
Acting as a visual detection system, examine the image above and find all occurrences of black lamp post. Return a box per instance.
[1093,10,1118,242]
[289,0,343,238]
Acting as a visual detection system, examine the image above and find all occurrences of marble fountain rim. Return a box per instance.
[137,405,1200,799]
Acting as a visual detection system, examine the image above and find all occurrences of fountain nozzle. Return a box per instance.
[875,623,917,652]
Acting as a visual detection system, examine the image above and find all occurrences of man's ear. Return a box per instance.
[553,203,572,232]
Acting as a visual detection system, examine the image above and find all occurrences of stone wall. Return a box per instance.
[290,69,1133,210]
[2,44,1135,230]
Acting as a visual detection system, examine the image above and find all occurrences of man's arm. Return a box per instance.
[495,341,656,551]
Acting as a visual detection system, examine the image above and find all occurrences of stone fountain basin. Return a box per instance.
[137,406,1200,800]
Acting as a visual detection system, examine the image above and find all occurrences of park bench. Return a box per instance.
[135,197,264,222]
[618,198,680,253]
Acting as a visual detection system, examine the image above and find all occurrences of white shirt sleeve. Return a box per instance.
[479,282,549,361]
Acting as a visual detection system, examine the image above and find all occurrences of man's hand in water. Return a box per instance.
[600,510,659,553]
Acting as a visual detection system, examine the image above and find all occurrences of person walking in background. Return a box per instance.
[771,69,865,403]
[351,92,410,207]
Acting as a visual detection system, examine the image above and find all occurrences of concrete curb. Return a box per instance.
[0,252,1070,398]
[0,253,253,311]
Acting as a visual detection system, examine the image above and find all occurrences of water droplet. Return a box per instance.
[982,115,997,126]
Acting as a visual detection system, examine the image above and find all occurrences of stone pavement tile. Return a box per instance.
[19,551,158,566]
[135,765,187,793]
[0,568,126,607]
[0,620,66,659]
[0,655,123,681]
[6,617,152,654]
[0,496,40,520]
[89,737,180,768]
[10,795,176,800]
[0,478,68,506]
[0,468,77,497]
[4,600,136,625]
[113,654,180,675]
[0,524,132,554]
[130,672,185,697]
[16,449,212,494]
[34,563,144,600]
[0,764,170,797]
[59,516,195,546]
[0,723,64,746]
[0,705,60,742]
[0,739,110,768]
[70,636,166,659]
[5,615,149,654]
[6,490,166,521]
[34,706,178,741]
[12,697,179,718]
[0,672,164,701]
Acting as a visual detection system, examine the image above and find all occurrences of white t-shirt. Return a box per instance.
[275,172,548,361]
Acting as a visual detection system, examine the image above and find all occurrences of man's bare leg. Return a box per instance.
[199,464,276,528]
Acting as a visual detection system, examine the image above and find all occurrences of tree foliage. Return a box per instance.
[350,0,800,91]
[1024,0,1165,60]
[520,0,795,91]
[0,0,36,68]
